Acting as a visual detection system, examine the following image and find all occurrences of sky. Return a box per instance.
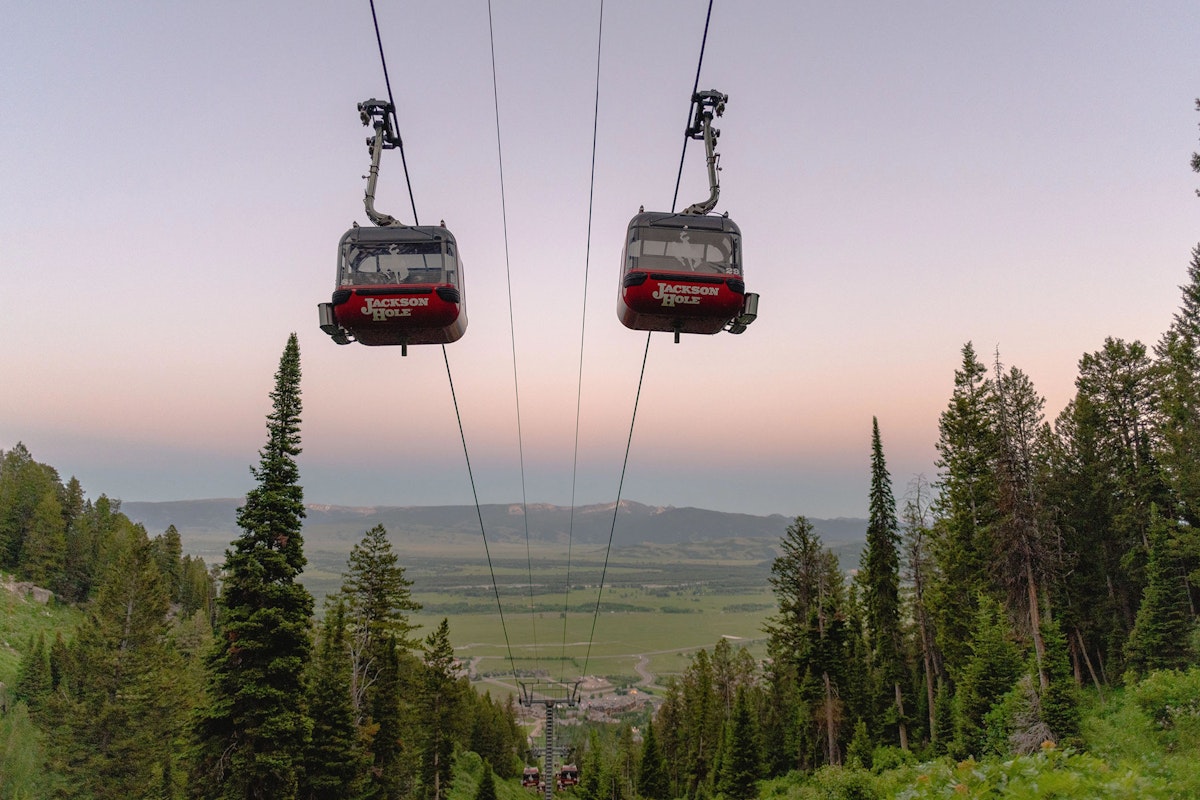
[2,1,1198,520]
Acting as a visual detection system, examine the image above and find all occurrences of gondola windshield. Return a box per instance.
[340,233,459,288]
[625,218,740,276]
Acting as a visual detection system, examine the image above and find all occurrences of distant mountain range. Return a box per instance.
[122,499,866,549]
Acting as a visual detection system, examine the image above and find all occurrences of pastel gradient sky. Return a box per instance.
[2,2,1197,518]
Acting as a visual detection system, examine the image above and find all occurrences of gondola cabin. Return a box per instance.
[522,767,541,790]
[318,224,466,351]
[558,765,580,788]
[617,211,755,339]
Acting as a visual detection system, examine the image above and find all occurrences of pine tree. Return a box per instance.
[765,517,828,659]
[368,633,408,800]
[1154,247,1200,624]
[930,343,998,677]
[1064,338,1171,670]
[21,490,66,589]
[951,597,1023,758]
[654,679,687,794]
[191,333,314,799]
[45,536,185,798]
[302,600,368,800]
[419,619,461,800]
[474,764,497,800]
[859,417,908,749]
[680,647,719,795]
[1125,506,1195,673]
[468,691,520,779]
[578,731,604,800]
[901,475,941,744]
[636,722,669,800]
[1156,254,1200,526]
[0,442,63,573]
[991,360,1057,688]
[340,523,422,722]
[152,524,184,603]
[1037,615,1081,747]
[13,631,50,710]
[715,687,759,800]
[765,517,848,769]
[1043,397,1124,690]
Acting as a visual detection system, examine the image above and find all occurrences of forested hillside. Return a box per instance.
[4,247,1200,796]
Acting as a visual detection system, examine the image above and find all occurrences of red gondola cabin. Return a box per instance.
[319,224,466,352]
[617,212,755,339]
[558,765,580,788]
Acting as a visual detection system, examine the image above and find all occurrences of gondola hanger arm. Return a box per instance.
[358,98,404,227]
[683,89,727,216]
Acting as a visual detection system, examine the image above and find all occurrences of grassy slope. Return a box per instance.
[0,577,80,800]
[0,577,83,687]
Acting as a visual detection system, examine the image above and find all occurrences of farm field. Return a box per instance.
[172,516,846,697]
[395,548,776,695]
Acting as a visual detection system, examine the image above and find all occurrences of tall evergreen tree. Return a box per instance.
[13,631,50,710]
[715,687,759,800]
[419,619,461,800]
[951,597,1023,758]
[1056,338,1170,672]
[637,722,669,800]
[468,691,521,779]
[1044,396,1124,689]
[1154,247,1200,620]
[340,524,422,722]
[654,678,686,795]
[765,517,828,658]
[302,600,368,800]
[21,490,66,588]
[991,360,1058,687]
[473,764,497,800]
[191,333,315,800]
[859,417,908,749]
[765,517,848,769]
[930,343,998,677]
[45,536,185,799]
[1036,615,1081,747]
[1125,506,1196,673]
[679,647,720,795]
[901,475,941,744]
[0,442,63,573]
[152,524,185,603]
[368,633,410,800]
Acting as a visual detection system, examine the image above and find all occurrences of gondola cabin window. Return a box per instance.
[340,238,459,288]
[626,223,739,276]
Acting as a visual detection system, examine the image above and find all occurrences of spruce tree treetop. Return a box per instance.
[862,417,901,648]
[192,333,314,800]
[233,331,306,580]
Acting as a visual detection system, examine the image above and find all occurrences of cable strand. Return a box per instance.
[443,346,519,674]
[670,0,716,213]
[563,0,606,686]
[486,0,540,678]
[581,331,651,677]
[369,0,421,224]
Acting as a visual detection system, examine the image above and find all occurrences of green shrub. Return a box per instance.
[868,745,915,774]
[1130,667,1200,741]
[807,765,877,800]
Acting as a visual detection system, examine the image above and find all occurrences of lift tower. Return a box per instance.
[520,681,581,800]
